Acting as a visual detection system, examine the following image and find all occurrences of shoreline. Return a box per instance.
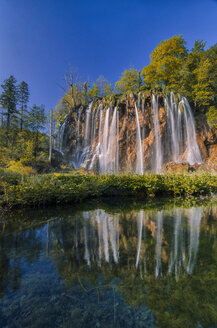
[1,173,217,209]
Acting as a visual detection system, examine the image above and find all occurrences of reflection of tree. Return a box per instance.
[0,223,44,297]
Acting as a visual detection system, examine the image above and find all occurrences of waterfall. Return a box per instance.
[54,120,66,155]
[107,107,118,173]
[180,98,202,165]
[135,104,144,174]
[84,102,93,148]
[72,106,83,169]
[165,93,180,162]
[152,95,163,173]
[141,94,145,141]
[116,109,119,173]
[99,107,110,173]
[60,92,202,174]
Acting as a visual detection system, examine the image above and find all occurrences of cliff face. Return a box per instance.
[61,94,217,173]
[195,117,217,167]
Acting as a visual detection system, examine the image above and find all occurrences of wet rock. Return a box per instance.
[163,162,190,173]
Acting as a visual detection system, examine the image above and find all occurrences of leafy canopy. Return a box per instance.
[142,35,187,92]
[115,68,141,93]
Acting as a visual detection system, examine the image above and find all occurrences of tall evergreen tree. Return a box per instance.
[27,105,47,158]
[18,81,29,131]
[0,75,18,129]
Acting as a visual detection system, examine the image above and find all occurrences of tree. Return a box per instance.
[96,76,113,97]
[0,75,18,129]
[115,68,140,93]
[206,106,217,129]
[142,35,187,92]
[18,81,29,131]
[88,83,100,100]
[180,41,217,110]
[27,105,47,158]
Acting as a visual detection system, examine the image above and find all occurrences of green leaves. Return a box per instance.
[1,172,216,208]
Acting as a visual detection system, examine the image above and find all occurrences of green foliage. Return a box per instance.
[0,173,216,208]
[0,75,18,128]
[88,82,100,100]
[206,106,217,128]
[18,81,29,130]
[27,105,46,132]
[115,68,141,93]
[142,35,187,92]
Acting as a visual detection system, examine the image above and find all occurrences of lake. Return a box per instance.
[0,199,217,328]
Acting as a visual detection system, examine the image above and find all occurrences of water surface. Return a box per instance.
[0,199,217,328]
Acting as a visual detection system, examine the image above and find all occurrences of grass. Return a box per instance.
[0,170,217,208]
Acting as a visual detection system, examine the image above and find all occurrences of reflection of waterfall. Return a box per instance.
[168,209,185,279]
[55,206,203,279]
[155,211,163,278]
[83,213,91,266]
[187,208,202,274]
[81,210,120,266]
[136,211,145,268]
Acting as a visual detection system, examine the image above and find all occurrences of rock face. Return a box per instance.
[60,93,217,173]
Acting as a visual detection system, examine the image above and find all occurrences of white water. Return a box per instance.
[59,93,202,174]
[165,93,180,162]
[152,95,163,173]
[135,104,144,174]
[99,107,110,173]
[181,98,202,165]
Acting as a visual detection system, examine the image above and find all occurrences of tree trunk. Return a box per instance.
[49,109,53,164]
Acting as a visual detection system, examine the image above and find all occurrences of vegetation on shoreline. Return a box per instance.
[0,171,216,208]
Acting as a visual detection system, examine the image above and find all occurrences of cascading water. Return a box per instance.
[135,104,144,174]
[165,93,180,162]
[152,95,163,173]
[59,92,202,174]
[181,98,202,165]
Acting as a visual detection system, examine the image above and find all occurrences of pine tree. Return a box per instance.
[0,75,18,129]
[18,81,29,131]
[27,105,47,158]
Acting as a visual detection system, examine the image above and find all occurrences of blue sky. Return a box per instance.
[0,0,217,111]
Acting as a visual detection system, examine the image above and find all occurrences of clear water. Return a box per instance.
[0,199,217,328]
